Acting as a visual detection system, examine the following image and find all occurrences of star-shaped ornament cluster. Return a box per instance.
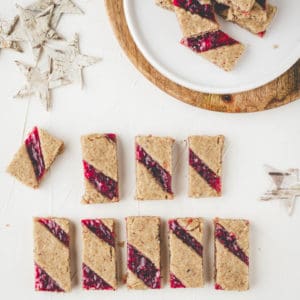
[261,165,300,215]
[1,0,100,110]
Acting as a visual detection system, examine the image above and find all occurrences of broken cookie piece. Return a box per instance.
[155,0,174,10]
[7,126,64,188]
[181,30,245,71]
[216,0,255,12]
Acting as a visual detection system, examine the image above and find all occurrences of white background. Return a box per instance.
[0,0,300,299]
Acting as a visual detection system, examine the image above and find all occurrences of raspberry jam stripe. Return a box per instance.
[38,218,69,247]
[82,263,113,290]
[136,144,172,194]
[127,243,160,289]
[181,30,238,54]
[81,219,115,247]
[83,160,118,200]
[215,223,249,265]
[25,127,45,180]
[189,149,221,193]
[170,273,186,288]
[35,263,64,292]
[105,133,117,143]
[215,283,224,290]
[173,0,216,21]
[169,219,203,256]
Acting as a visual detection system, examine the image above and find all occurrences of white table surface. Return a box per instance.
[0,1,300,299]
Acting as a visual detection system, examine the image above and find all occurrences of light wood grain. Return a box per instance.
[105,0,299,113]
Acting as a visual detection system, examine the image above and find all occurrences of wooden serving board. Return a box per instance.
[105,0,300,113]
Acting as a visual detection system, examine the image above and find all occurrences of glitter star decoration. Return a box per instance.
[261,165,300,215]
[15,4,61,61]
[46,33,100,88]
[27,0,83,28]
[14,60,69,110]
[0,17,22,53]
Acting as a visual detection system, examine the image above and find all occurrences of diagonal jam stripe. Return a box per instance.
[173,0,216,21]
[25,127,45,180]
[136,144,172,194]
[215,223,249,265]
[169,219,203,256]
[38,218,69,247]
[83,160,118,200]
[82,263,113,290]
[105,133,117,143]
[256,0,267,9]
[35,263,64,292]
[81,219,115,247]
[189,148,221,192]
[170,273,186,288]
[127,243,161,289]
[181,30,238,54]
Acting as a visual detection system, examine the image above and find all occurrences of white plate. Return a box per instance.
[124,0,300,94]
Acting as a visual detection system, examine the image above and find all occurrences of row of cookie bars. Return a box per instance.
[7,127,225,201]
[33,216,249,292]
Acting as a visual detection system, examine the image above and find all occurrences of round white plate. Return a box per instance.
[123,0,300,94]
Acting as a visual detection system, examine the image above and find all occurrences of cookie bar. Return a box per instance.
[214,218,249,291]
[169,218,204,288]
[81,133,119,204]
[135,135,174,200]
[216,0,255,12]
[155,0,174,10]
[126,216,161,289]
[33,217,71,292]
[7,126,64,188]
[173,0,220,37]
[215,1,277,35]
[82,219,117,290]
[188,135,224,197]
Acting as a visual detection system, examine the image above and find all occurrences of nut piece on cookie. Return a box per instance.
[81,218,117,290]
[81,133,119,204]
[135,135,174,200]
[7,126,64,188]
[33,217,71,292]
[169,217,204,288]
[214,218,249,291]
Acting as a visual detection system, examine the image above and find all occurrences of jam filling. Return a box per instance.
[105,133,117,143]
[257,31,266,37]
[82,219,115,247]
[35,263,64,292]
[215,223,249,265]
[215,283,224,290]
[25,126,45,180]
[127,243,160,289]
[181,30,238,53]
[169,219,203,256]
[83,160,118,200]
[136,145,172,194]
[170,273,186,288]
[173,0,216,22]
[38,218,69,247]
[189,149,221,193]
[82,263,113,290]
[256,0,266,10]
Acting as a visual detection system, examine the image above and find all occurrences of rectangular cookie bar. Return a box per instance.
[126,216,161,289]
[81,133,119,204]
[33,217,71,292]
[214,218,249,291]
[216,0,255,12]
[135,135,174,200]
[188,135,224,197]
[173,0,220,37]
[7,126,64,188]
[215,1,277,35]
[81,218,117,290]
[169,218,204,288]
